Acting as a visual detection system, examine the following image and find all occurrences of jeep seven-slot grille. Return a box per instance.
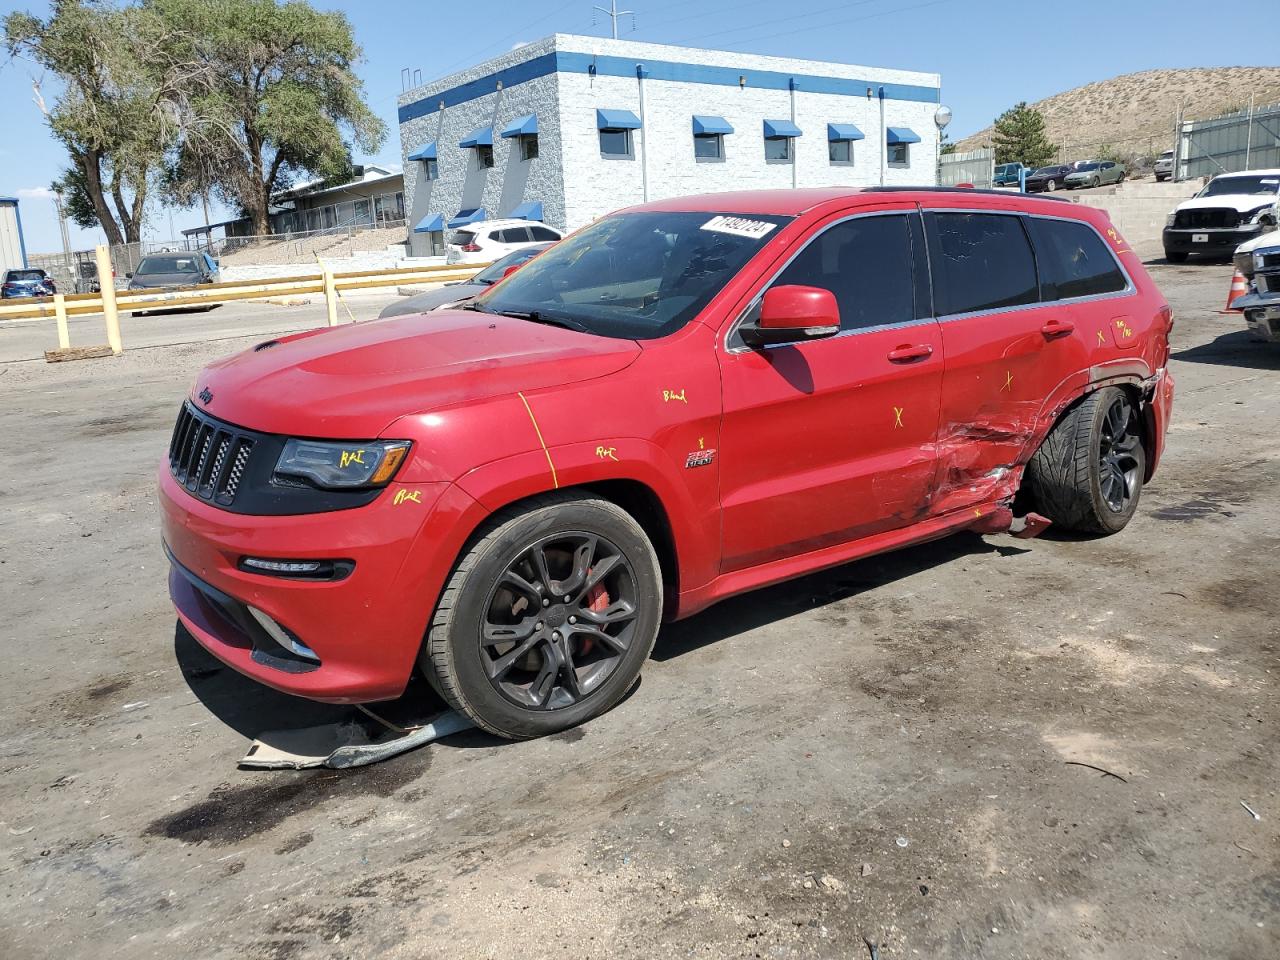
[1173,208,1240,230]
[169,403,256,506]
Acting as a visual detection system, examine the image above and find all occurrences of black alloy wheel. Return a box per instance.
[1097,392,1142,514]
[481,532,638,710]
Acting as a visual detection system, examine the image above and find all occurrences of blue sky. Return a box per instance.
[1,0,1275,253]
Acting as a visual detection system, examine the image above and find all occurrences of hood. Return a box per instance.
[380,282,486,319]
[1175,195,1277,215]
[194,309,642,437]
[131,272,203,288]
[1236,229,1280,256]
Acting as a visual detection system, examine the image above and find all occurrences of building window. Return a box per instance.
[600,128,634,159]
[829,140,853,165]
[888,143,909,166]
[521,135,539,161]
[765,136,792,163]
[476,145,495,169]
[694,133,724,161]
[423,158,439,180]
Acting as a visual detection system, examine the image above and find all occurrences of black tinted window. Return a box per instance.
[528,226,560,241]
[927,213,1037,316]
[1027,217,1127,300]
[773,215,914,331]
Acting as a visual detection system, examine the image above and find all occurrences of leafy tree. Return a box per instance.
[990,102,1055,168]
[157,0,384,236]
[51,166,103,230]
[3,0,173,244]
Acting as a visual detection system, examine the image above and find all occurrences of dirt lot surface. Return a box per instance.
[0,259,1276,960]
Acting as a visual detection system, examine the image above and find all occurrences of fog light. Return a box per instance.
[239,557,354,580]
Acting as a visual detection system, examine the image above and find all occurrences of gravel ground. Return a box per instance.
[0,258,1276,960]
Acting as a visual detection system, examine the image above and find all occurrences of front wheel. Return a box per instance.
[1026,387,1145,535]
[423,493,663,739]
[1046,179,1057,192]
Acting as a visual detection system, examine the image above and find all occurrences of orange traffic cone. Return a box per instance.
[1220,269,1249,313]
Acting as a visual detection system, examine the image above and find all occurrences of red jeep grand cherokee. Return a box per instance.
[160,187,1174,739]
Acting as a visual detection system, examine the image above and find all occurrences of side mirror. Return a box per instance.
[125,272,133,279]
[740,285,840,348]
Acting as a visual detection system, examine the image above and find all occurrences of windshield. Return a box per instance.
[5,270,44,282]
[1199,175,1280,198]
[472,243,554,285]
[1032,167,1063,176]
[474,211,792,340]
[1076,163,1099,172]
[136,256,199,275]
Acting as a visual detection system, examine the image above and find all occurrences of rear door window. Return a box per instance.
[529,226,560,241]
[451,231,476,247]
[1026,216,1128,300]
[496,227,531,243]
[773,214,915,332]
[926,212,1038,316]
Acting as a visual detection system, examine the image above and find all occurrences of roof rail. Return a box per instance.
[864,185,1073,203]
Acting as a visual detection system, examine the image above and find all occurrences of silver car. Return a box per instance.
[379,242,554,319]
[1064,160,1126,189]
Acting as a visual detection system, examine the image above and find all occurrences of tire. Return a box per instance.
[422,492,663,739]
[1165,250,1188,263]
[1117,171,1125,183]
[1046,179,1056,192]
[1026,386,1146,535]
[1091,176,1101,188]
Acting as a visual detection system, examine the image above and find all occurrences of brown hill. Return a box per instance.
[955,67,1280,161]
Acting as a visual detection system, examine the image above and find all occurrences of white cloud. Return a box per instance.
[511,40,530,50]
[16,186,54,201]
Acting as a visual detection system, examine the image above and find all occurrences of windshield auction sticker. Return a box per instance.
[701,216,777,240]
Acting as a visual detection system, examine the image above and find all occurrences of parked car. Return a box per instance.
[128,252,220,291]
[379,243,554,319]
[160,187,1174,740]
[1,268,56,299]
[1064,160,1126,189]
[1163,169,1280,262]
[446,220,563,265]
[1229,231,1280,343]
[1024,164,1073,193]
[1153,150,1175,182]
[993,162,1033,187]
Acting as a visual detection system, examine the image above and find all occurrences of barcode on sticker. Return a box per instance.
[701,216,777,240]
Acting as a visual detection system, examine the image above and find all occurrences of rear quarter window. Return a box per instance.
[528,226,561,241]
[1026,217,1128,300]
[926,212,1038,316]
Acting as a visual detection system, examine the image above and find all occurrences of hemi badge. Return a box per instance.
[198,387,213,405]
[685,448,716,469]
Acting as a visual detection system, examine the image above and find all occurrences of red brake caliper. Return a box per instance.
[580,570,610,656]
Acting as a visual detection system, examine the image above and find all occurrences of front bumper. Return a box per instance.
[159,463,468,702]
[1163,224,1264,254]
[1231,291,1280,342]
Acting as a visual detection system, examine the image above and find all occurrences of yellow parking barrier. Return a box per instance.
[95,245,123,355]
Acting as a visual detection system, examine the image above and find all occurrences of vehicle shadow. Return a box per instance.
[1171,329,1280,370]
[652,532,1023,662]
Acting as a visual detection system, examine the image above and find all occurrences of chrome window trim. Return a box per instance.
[723,209,917,354]
[723,205,1137,355]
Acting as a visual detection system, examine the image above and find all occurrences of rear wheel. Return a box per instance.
[423,493,662,739]
[1026,387,1145,535]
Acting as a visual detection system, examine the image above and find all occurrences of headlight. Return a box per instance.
[1165,213,1176,227]
[274,439,410,489]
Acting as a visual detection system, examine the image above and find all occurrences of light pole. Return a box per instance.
[934,105,952,186]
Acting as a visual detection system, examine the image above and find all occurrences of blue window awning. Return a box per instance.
[459,127,493,148]
[413,213,444,234]
[509,201,544,222]
[886,127,921,144]
[597,108,641,130]
[763,119,803,139]
[406,142,437,161]
[692,115,734,136]
[500,114,538,138]
[447,208,486,229]
[827,123,865,142]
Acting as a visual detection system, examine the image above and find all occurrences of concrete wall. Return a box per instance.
[397,34,941,249]
[1069,180,1202,252]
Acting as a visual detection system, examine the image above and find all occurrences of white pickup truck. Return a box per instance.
[1163,170,1280,262]
[1232,230,1280,343]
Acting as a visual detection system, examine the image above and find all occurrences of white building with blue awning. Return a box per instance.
[398,34,941,257]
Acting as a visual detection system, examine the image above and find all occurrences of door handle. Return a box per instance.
[1041,318,1075,338]
[887,343,934,362]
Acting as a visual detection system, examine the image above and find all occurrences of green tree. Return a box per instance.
[156,0,384,235]
[3,0,173,244]
[990,102,1055,168]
